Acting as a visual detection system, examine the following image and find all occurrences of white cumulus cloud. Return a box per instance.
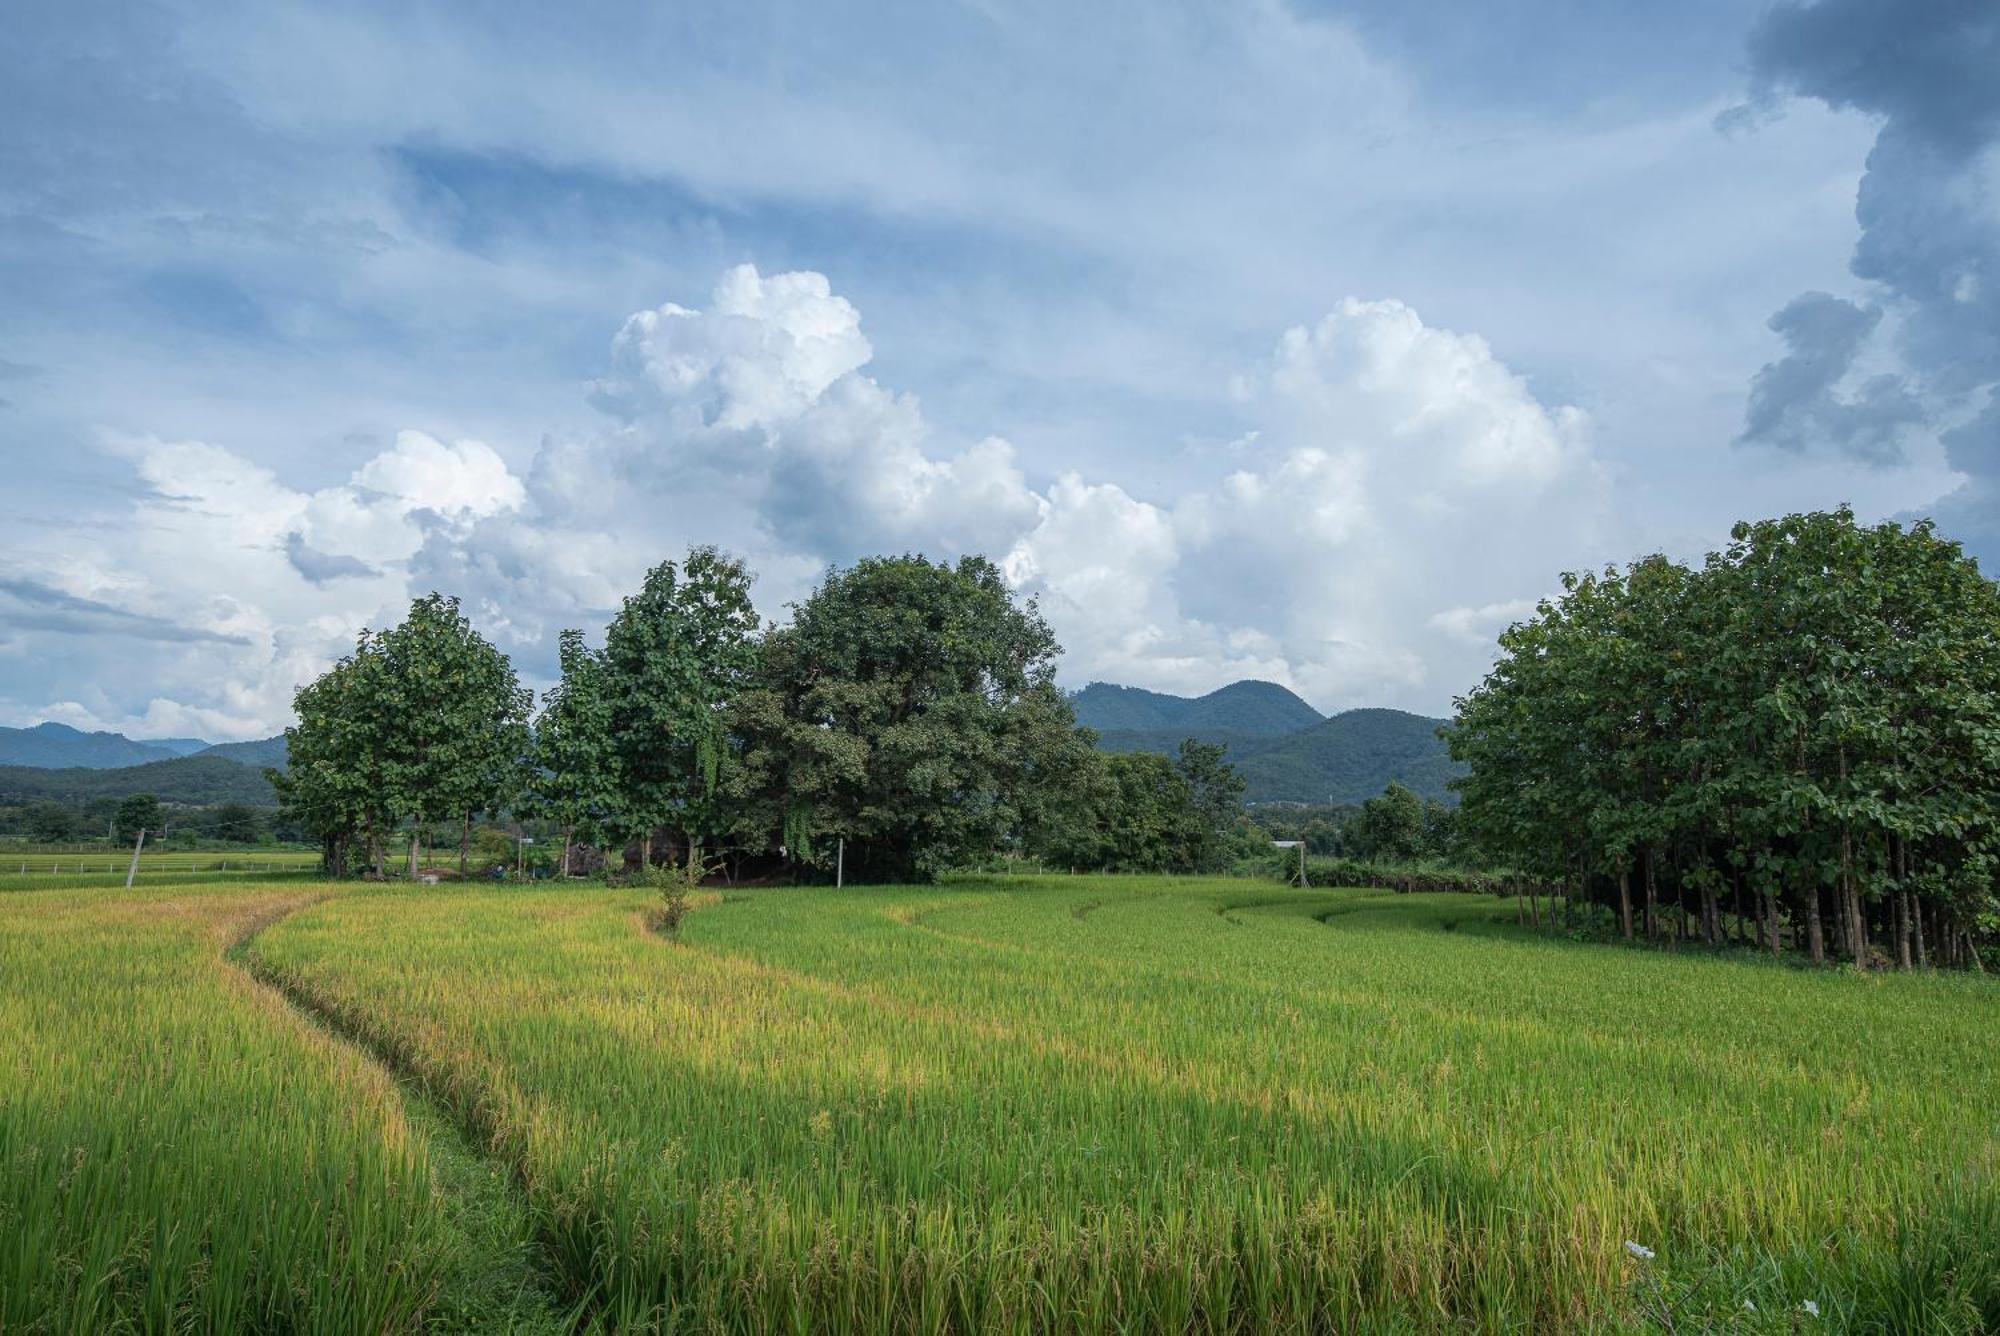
[9,266,1609,735]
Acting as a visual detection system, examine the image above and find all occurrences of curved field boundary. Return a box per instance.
[234,902,581,1331]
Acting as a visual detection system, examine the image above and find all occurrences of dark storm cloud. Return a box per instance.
[1737,292,1920,463]
[1738,0,2000,467]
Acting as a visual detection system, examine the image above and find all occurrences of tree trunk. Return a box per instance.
[1845,845,1866,968]
[1701,880,1718,946]
[1913,893,1929,968]
[1642,850,1658,942]
[1618,867,1633,941]
[560,825,573,878]
[1764,889,1780,956]
[1805,884,1825,964]
[1529,883,1541,930]
[408,830,420,880]
[1894,888,1912,970]
[460,813,471,876]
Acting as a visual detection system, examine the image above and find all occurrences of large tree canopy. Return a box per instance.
[602,547,760,867]
[278,594,530,876]
[1449,507,2000,968]
[730,554,1092,882]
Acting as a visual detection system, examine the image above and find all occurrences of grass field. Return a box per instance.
[0,847,319,874]
[6,876,1998,1331]
[0,883,567,1333]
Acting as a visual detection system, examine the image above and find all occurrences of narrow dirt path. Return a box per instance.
[227,894,583,1333]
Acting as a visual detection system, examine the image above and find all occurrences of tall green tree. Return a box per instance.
[602,547,760,871]
[114,793,162,842]
[529,629,619,875]
[1450,506,2000,969]
[276,652,392,876]
[280,595,529,878]
[730,554,1085,882]
[370,594,533,877]
[1345,782,1428,861]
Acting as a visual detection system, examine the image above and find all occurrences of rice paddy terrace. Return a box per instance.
[4,877,1996,1331]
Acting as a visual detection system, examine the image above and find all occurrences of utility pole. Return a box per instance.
[836,836,845,890]
[124,826,147,889]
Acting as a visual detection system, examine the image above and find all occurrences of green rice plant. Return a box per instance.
[249,877,2000,1332]
[0,883,566,1333]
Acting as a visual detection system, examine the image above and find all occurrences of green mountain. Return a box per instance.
[1235,709,1462,805]
[0,722,184,769]
[0,755,282,806]
[144,736,215,757]
[1071,680,1323,738]
[198,736,289,768]
[1071,680,1461,806]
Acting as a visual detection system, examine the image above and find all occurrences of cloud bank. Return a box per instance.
[5,266,1606,737]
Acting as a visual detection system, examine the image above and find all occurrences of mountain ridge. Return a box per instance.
[0,754,283,805]
[1070,681,1461,805]
[0,722,289,771]
[1070,680,1323,737]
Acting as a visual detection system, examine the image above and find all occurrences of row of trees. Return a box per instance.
[0,794,277,845]
[280,552,1246,883]
[1450,507,2000,969]
[1255,785,1460,862]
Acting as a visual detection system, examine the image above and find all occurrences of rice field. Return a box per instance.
[0,884,565,1333]
[0,852,318,892]
[6,877,1997,1331]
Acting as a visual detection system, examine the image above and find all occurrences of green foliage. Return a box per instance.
[526,629,619,866]
[1451,506,2000,965]
[0,754,279,807]
[1344,781,1426,860]
[1234,708,1464,804]
[1021,739,1249,874]
[602,547,760,857]
[729,554,1091,882]
[277,594,531,876]
[114,792,161,839]
[206,801,263,844]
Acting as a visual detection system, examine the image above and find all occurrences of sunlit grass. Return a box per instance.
[251,877,2000,1331]
[0,883,563,1332]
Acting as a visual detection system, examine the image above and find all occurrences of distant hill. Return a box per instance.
[1071,680,1323,738]
[0,722,293,772]
[198,736,288,768]
[0,722,184,769]
[144,736,215,757]
[0,754,282,806]
[1235,709,1463,805]
[1070,681,1461,806]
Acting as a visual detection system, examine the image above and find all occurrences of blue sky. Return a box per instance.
[1,0,1994,739]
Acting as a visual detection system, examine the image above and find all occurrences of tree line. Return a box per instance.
[1256,782,1461,862]
[277,551,1248,883]
[2,794,276,846]
[1449,507,1999,970]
